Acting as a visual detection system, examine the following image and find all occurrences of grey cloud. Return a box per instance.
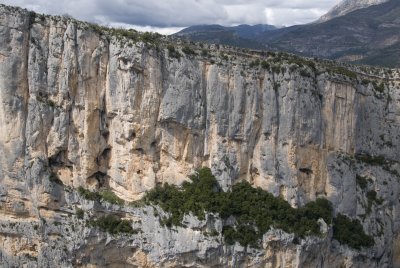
[0,0,340,29]
[95,0,228,27]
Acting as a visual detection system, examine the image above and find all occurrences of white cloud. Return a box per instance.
[222,4,268,25]
[0,0,341,33]
[264,7,327,26]
[105,21,184,35]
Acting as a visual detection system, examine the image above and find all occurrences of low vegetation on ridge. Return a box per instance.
[24,4,397,85]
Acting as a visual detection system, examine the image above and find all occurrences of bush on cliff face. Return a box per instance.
[78,187,125,205]
[145,167,220,227]
[75,208,84,219]
[88,215,137,235]
[145,167,336,248]
[167,45,182,59]
[333,214,374,249]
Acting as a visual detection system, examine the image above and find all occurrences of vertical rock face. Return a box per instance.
[0,5,400,267]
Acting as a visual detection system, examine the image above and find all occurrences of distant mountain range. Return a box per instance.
[175,0,400,67]
[318,0,390,22]
[175,24,277,50]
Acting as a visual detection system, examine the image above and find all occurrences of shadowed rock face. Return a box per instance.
[0,4,400,268]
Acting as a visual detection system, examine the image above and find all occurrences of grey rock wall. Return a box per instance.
[0,4,400,267]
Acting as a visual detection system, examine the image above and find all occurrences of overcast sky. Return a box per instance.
[0,0,341,34]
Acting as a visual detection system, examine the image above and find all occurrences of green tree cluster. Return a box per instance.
[145,167,336,247]
[78,187,125,205]
[76,208,84,219]
[88,215,137,235]
[167,45,182,59]
[333,214,374,249]
[182,46,196,56]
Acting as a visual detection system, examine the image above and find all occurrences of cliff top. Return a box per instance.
[1,3,399,83]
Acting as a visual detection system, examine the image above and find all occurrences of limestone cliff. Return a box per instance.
[0,4,400,268]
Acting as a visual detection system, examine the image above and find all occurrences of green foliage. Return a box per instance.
[333,214,374,249]
[77,187,124,205]
[220,53,229,61]
[287,57,316,72]
[300,69,312,78]
[273,82,280,91]
[302,198,333,225]
[167,45,182,59]
[139,32,162,45]
[208,229,219,236]
[100,190,125,205]
[109,28,139,41]
[88,23,107,35]
[366,190,384,213]
[366,190,378,203]
[271,65,281,74]
[327,66,357,79]
[372,81,385,93]
[356,154,388,166]
[249,59,260,68]
[223,225,258,247]
[76,208,84,219]
[145,167,333,248]
[37,95,57,107]
[356,175,368,190]
[355,154,400,177]
[47,99,56,107]
[89,215,137,235]
[78,187,101,201]
[90,26,162,47]
[361,79,371,85]
[28,11,38,27]
[261,60,270,69]
[145,167,220,227]
[201,49,209,57]
[182,46,196,56]
[129,200,146,208]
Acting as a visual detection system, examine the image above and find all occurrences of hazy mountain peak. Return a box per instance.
[318,0,390,22]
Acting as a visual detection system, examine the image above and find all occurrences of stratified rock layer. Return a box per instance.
[0,5,400,268]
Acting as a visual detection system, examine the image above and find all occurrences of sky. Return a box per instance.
[0,0,341,34]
